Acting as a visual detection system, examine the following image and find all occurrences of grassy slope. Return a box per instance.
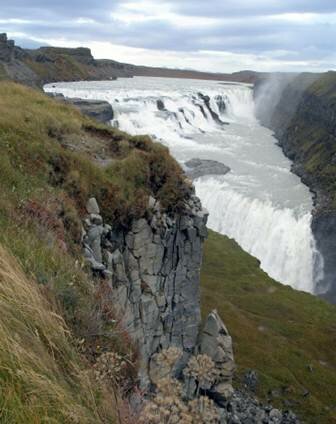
[201,230,336,423]
[282,72,336,209]
[0,81,190,422]
[0,245,118,423]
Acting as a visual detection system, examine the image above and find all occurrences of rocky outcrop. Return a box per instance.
[0,33,15,62]
[0,33,39,86]
[47,93,113,124]
[82,196,301,421]
[82,195,213,387]
[199,311,235,404]
[197,93,227,125]
[185,158,230,180]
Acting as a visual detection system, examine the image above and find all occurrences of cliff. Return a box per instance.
[0,81,240,422]
[255,71,336,303]
[1,80,335,422]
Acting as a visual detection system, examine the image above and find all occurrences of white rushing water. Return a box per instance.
[45,77,323,292]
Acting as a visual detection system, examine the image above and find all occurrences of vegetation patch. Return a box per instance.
[201,230,336,424]
[0,81,191,422]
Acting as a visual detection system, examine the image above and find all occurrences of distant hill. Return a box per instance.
[0,33,267,86]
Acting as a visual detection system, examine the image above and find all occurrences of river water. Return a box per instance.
[45,77,324,293]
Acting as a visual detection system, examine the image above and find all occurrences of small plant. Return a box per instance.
[141,349,220,424]
[184,354,219,393]
[93,351,129,385]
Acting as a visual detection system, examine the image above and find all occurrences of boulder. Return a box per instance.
[185,158,230,179]
[65,98,113,123]
[86,197,100,214]
[199,310,235,403]
[47,93,113,124]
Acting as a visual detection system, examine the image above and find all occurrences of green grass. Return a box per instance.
[0,81,191,421]
[201,230,336,423]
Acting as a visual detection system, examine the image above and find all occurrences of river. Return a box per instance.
[45,77,324,292]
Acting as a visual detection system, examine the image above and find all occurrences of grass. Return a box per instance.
[24,54,90,83]
[201,230,336,423]
[0,244,118,423]
[0,81,190,421]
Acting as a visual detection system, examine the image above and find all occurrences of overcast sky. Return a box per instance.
[1,0,336,73]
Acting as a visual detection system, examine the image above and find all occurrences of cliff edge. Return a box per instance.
[255,71,336,303]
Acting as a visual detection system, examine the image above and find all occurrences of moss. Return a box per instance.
[201,230,336,424]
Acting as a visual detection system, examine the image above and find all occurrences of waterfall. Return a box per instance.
[195,177,323,291]
[44,77,323,293]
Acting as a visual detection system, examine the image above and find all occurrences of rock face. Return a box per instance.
[254,72,336,303]
[185,158,231,180]
[82,196,300,421]
[82,195,215,387]
[47,93,113,124]
[0,33,15,62]
[65,98,113,124]
[199,310,235,404]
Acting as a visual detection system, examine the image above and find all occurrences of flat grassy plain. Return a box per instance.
[201,230,336,423]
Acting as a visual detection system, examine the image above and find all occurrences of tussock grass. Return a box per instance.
[0,81,188,420]
[201,230,336,423]
[0,244,117,423]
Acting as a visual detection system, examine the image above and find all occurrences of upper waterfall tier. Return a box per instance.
[45,77,324,293]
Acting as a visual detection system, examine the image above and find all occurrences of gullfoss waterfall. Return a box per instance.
[45,77,324,293]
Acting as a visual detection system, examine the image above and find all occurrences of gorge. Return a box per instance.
[45,77,324,295]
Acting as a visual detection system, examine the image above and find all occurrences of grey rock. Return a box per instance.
[185,158,231,180]
[199,310,235,402]
[90,213,103,225]
[148,195,156,209]
[86,197,100,214]
[50,95,114,124]
[82,195,244,405]
[244,370,258,393]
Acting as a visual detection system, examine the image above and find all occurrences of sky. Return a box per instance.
[1,0,336,73]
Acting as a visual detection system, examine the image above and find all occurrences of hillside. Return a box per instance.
[201,231,336,424]
[0,33,267,87]
[0,80,191,423]
[256,71,336,303]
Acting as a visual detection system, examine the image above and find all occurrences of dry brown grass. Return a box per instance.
[0,244,118,423]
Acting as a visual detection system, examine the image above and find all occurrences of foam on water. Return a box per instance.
[45,77,324,292]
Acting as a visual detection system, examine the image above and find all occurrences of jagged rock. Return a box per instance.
[83,246,106,271]
[82,195,208,388]
[218,389,300,424]
[197,92,227,125]
[47,93,114,124]
[199,310,235,403]
[156,99,166,111]
[86,197,100,214]
[185,158,231,180]
[80,197,301,422]
[86,225,105,263]
[244,369,258,392]
[0,33,15,62]
[66,98,114,124]
[90,213,103,225]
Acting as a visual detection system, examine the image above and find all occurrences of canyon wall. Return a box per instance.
[255,72,336,302]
